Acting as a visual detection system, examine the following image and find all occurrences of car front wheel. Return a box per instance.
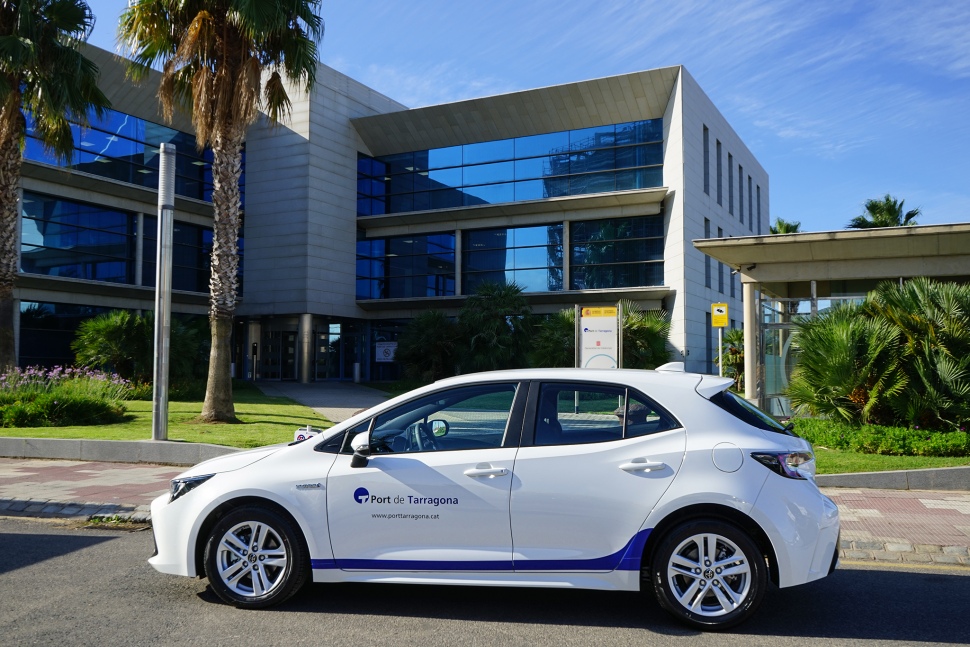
[204,505,309,608]
[651,519,767,630]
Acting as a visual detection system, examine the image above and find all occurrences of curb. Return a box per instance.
[817,466,970,491]
[840,539,970,566]
[0,437,239,466]
[0,498,152,523]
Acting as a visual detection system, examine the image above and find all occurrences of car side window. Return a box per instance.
[370,383,518,453]
[534,383,679,446]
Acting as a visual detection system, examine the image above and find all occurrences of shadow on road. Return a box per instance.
[0,531,115,575]
[233,565,970,641]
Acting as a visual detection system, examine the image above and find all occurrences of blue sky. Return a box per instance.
[86,0,970,232]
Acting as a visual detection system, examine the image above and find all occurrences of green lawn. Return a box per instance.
[0,389,331,449]
[814,447,970,474]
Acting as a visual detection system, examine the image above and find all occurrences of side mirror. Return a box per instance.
[430,419,449,437]
[349,432,371,468]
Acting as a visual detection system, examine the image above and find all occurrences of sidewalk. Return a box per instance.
[1,455,967,566]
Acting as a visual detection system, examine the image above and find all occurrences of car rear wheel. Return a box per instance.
[651,519,766,630]
[204,505,308,609]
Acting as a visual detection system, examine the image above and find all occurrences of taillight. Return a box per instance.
[751,451,816,480]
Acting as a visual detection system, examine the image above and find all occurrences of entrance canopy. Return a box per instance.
[693,223,970,410]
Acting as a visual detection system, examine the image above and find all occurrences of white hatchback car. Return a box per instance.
[149,365,839,630]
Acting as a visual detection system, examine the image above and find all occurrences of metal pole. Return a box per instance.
[152,143,176,441]
[718,327,723,377]
[617,301,623,369]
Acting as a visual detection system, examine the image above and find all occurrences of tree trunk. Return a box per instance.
[200,126,244,423]
[200,315,237,422]
[0,134,22,373]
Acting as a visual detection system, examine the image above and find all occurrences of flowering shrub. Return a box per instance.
[0,366,129,428]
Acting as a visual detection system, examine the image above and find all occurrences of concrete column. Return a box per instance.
[454,229,462,296]
[743,281,758,403]
[135,212,144,286]
[562,220,571,289]
[298,313,313,383]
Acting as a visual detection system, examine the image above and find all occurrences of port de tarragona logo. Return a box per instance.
[354,487,370,504]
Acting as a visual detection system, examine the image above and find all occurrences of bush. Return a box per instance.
[791,418,970,457]
[0,366,130,428]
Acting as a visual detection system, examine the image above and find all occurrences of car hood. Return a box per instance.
[177,444,286,478]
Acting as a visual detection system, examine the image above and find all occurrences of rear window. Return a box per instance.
[709,390,794,435]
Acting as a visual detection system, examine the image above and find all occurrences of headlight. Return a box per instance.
[751,451,816,480]
[170,474,215,502]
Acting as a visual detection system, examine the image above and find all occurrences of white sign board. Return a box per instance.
[579,307,619,368]
[375,341,397,363]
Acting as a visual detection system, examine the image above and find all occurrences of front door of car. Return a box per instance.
[509,381,686,572]
[327,381,525,571]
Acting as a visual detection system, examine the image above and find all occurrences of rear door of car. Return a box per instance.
[509,380,686,572]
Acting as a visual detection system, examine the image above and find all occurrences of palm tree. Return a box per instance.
[119,0,324,422]
[0,0,109,372]
[458,281,533,373]
[769,218,801,234]
[847,194,920,229]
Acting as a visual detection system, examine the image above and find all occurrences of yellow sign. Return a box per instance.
[582,307,618,318]
[711,303,729,328]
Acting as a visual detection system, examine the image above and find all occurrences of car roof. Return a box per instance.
[426,367,733,397]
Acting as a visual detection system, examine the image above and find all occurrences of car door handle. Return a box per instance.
[464,464,509,478]
[619,458,666,472]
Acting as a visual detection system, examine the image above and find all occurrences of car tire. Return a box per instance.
[204,505,309,609]
[650,519,767,630]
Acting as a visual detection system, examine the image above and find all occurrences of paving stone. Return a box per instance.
[60,505,83,515]
[869,550,901,561]
[41,504,63,514]
[853,540,885,551]
[915,544,943,554]
[901,553,934,563]
[840,539,853,549]
[6,501,28,512]
[0,500,13,511]
[931,555,965,565]
[942,546,969,556]
[884,543,914,553]
[24,503,46,512]
[843,550,872,560]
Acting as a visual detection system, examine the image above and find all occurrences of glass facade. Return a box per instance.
[356,232,456,299]
[23,108,245,203]
[570,216,664,290]
[18,301,112,367]
[357,119,663,216]
[20,191,240,294]
[463,224,563,293]
[357,215,664,300]
[21,192,135,284]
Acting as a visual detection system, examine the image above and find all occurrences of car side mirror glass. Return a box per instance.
[430,419,449,437]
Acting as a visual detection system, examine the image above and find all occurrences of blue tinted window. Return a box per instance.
[463,183,514,205]
[24,108,221,202]
[357,118,663,216]
[569,215,664,290]
[426,146,462,169]
[570,125,615,150]
[356,232,456,299]
[461,224,562,294]
[515,132,569,158]
[463,161,514,186]
[463,139,514,164]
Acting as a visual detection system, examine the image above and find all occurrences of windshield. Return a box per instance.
[709,390,793,435]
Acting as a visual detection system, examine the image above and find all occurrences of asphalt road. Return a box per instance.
[1,516,968,647]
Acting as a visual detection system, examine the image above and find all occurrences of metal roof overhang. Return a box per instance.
[693,224,970,288]
[351,67,680,156]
